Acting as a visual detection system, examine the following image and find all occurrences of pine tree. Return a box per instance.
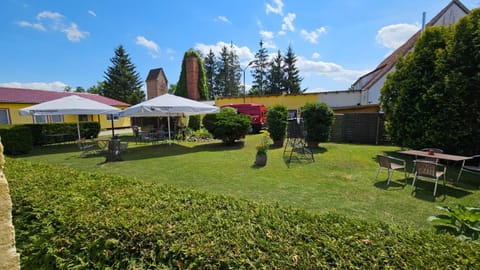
[215,46,229,97]
[283,45,304,94]
[227,43,242,97]
[266,50,285,95]
[204,49,217,99]
[103,45,144,104]
[251,40,269,95]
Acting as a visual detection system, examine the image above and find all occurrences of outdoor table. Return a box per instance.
[398,150,472,181]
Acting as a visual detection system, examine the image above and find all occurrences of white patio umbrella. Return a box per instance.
[19,95,121,141]
[119,93,220,142]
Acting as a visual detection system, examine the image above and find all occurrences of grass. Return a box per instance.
[11,133,480,230]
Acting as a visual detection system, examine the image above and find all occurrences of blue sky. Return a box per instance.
[1,0,478,94]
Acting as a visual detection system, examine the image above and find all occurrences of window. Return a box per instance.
[78,115,89,122]
[50,115,64,123]
[34,115,48,124]
[106,113,120,121]
[0,109,10,124]
[288,109,298,120]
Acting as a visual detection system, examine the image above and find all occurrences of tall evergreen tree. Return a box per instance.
[103,45,144,104]
[227,43,242,97]
[283,45,304,94]
[215,46,229,97]
[204,49,218,99]
[251,40,269,95]
[266,50,285,95]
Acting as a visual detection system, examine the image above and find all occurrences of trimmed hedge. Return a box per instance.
[22,122,101,145]
[0,126,33,155]
[6,158,480,269]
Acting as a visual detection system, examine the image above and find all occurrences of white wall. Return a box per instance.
[317,90,362,108]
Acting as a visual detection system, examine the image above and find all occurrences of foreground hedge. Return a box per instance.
[6,159,480,269]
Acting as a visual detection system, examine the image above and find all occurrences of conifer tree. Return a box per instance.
[266,50,285,95]
[251,40,269,95]
[283,45,304,94]
[103,45,144,104]
[204,49,217,99]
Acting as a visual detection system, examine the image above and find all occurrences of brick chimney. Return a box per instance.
[146,68,168,100]
[185,56,200,100]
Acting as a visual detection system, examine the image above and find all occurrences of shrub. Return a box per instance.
[202,107,250,144]
[0,126,33,155]
[188,115,201,131]
[266,104,288,142]
[301,102,334,145]
[6,158,480,269]
[429,205,480,241]
[22,122,101,145]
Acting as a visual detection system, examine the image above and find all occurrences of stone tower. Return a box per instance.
[185,56,200,100]
[146,68,168,100]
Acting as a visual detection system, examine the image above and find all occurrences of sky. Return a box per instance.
[1,0,479,94]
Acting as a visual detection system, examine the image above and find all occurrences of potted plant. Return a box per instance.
[255,130,271,166]
[266,104,288,147]
[301,102,334,148]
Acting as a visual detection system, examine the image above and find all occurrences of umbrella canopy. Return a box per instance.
[119,94,220,141]
[19,95,121,140]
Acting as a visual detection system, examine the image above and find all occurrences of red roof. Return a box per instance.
[0,87,130,107]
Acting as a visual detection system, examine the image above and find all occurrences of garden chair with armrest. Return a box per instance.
[411,160,446,196]
[374,154,407,185]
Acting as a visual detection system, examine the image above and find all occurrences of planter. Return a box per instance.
[255,153,267,166]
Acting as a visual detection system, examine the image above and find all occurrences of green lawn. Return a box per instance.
[12,133,480,229]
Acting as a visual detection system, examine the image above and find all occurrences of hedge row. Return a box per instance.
[22,122,101,146]
[0,126,33,155]
[6,158,480,269]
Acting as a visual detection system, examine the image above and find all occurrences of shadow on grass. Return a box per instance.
[282,146,325,168]
[410,179,472,202]
[373,179,406,190]
[119,140,245,161]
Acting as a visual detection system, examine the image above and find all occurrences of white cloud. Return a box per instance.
[301,27,327,44]
[62,23,89,42]
[260,30,274,40]
[266,0,284,15]
[136,36,159,53]
[376,23,420,50]
[17,21,46,31]
[279,13,296,35]
[88,10,97,17]
[214,16,231,24]
[36,11,63,20]
[195,41,255,60]
[312,52,321,59]
[0,81,68,91]
[297,56,367,84]
[18,11,89,42]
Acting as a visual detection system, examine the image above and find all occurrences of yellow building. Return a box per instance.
[0,87,131,130]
